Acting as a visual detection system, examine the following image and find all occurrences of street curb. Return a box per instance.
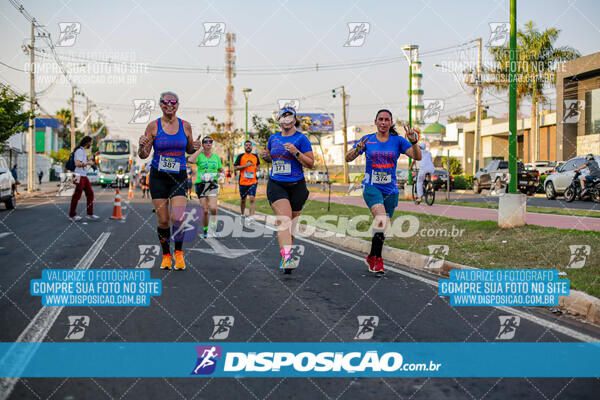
[219,200,600,325]
[17,190,59,199]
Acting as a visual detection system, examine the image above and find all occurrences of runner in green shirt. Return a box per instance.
[189,136,224,238]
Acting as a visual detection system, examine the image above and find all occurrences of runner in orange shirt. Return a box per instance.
[233,140,260,224]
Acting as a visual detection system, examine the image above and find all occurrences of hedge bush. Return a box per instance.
[453,174,474,190]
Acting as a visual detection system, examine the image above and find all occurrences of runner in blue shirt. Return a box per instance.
[346,109,421,275]
[261,107,314,274]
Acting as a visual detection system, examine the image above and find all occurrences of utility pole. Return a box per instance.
[332,86,349,184]
[242,88,252,141]
[473,37,483,174]
[225,33,236,168]
[27,20,36,193]
[85,97,91,135]
[341,86,349,184]
[70,86,76,151]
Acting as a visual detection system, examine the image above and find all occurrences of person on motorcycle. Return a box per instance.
[116,166,125,189]
[575,154,600,196]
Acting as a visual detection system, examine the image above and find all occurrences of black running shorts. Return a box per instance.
[267,178,309,211]
[149,167,188,199]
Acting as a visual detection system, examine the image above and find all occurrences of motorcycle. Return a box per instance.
[564,170,600,202]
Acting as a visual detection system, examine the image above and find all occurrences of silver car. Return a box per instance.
[544,155,599,199]
[0,158,16,209]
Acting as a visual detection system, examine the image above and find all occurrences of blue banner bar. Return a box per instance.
[0,343,599,378]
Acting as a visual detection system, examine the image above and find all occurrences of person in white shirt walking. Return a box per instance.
[410,142,435,204]
[69,136,99,221]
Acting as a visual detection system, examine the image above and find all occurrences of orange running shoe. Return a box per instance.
[174,250,186,270]
[160,254,172,270]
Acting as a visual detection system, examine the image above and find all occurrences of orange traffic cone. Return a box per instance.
[110,188,124,219]
[128,180,134,199]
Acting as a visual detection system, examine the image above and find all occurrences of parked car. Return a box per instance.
[0,158,16,209]
[256,169,266,180]
[307,170,329,183]
[525,161,562,175]
[396,169,409,189]
[544,155,600,199]
[473,160,539,195]
[87,167,99,185]
[431,170,454,190]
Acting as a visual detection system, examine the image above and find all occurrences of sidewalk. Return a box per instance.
[15,181,60,199]
[307,193,600,232]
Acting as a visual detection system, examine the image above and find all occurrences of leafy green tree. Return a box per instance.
[55,108,80,149]
[251,115,275,148]
[49,148,70,165]
[0,87,33,150]
[447,115,470,123]
[206,115,240,168]
[445,156,463,175]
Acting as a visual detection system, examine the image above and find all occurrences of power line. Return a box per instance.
[31,42,476,76]
[0,60,27,72]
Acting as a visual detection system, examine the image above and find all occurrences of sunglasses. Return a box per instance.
[202,139,213,144]
[161,99,178,105]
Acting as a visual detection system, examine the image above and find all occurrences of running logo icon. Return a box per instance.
[65,316,89,340]
[290,245,305,265]
[354,316,379,339]
[425,245,449,269]
[344,23,370,47]
[277,99,300,110]
[199,23,225,47]
[130,99,155,124]
[210,316,234,340]
[486,22,509,47]
[56,22,81,47]
[191,345,222,375]
[567,245,590,269]
[423,100,444,124]
[171,206,202,242]
[136,245,160,268]
[496,315,520,340]
[562,100,585,123]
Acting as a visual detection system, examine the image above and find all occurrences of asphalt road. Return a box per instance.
[1,190,600,399]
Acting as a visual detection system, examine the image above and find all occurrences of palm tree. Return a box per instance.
[489,21,579,162]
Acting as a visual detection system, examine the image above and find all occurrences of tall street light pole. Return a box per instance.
[508,0,517,194]
[402,45,418,186]
[242,88,252,141]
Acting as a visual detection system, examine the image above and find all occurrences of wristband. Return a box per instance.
[294,151,300,158]
[409,130,419,145]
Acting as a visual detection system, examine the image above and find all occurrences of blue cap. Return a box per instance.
[277,107,297,120]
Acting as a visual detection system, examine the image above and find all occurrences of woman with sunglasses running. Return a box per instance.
[138,91,201,271]
[261,107,314,274]
[189,136,223,238]
[345,109,421,275]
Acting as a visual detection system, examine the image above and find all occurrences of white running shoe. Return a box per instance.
[70,216,82,222]
[86,214,100,220]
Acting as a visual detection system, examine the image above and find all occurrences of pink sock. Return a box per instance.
[280,247,291,260]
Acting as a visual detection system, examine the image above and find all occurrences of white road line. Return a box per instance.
[21,201,53,209]
[219,207,599,343]
[0,232,110,400]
